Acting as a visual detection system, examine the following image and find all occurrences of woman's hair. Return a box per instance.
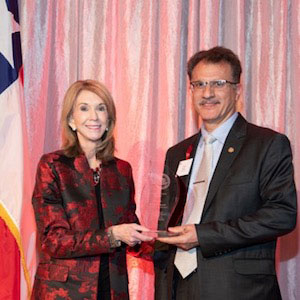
[61,79,116,162]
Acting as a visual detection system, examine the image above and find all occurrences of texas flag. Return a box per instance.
[0,0,32,298]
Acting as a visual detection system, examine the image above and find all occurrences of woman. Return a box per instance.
[31,80,153,299]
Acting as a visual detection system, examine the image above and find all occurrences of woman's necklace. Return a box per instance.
[93,167,101,185]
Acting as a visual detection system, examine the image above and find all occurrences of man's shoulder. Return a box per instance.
[235,114,288,142]
[246,121,287,141]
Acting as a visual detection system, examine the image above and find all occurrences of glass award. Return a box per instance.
[145,174,187,238]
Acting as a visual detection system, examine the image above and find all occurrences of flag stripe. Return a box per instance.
[0,204,32,298]
[0,217,20,299]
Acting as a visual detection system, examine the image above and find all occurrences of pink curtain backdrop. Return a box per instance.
[18,1,299,299]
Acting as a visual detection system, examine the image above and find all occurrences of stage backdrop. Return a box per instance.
[18,1,299,299]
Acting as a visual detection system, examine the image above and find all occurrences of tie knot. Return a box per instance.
[204,135,216,145]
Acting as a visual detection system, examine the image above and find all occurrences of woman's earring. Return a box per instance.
[70,125,76,131]
[105,127,108,132]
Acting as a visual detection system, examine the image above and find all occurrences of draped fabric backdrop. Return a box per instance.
[18,1,299,299]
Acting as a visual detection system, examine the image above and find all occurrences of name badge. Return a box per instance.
[176,158,193,177]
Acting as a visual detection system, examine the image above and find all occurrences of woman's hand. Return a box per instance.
[110,223,154,247]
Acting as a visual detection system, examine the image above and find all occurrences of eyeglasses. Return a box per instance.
[190,79,239,90]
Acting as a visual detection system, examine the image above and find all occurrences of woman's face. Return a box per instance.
[68,90,109,150]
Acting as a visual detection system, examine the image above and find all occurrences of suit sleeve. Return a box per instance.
[32,155,113,259]
[196,133,297,258]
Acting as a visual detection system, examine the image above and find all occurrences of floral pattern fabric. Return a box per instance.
[31,151,137,300]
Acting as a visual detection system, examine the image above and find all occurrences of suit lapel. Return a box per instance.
[73,153,94,185]
[202,114,248,216]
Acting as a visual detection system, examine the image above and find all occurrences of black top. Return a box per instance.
[95,181,111,300]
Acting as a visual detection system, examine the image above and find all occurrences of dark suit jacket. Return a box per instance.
[31,151,137,300]
[155,113,297,300]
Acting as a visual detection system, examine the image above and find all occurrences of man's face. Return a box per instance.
[191,61,241,132]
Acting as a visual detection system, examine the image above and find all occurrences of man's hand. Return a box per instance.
[157,224,199,250]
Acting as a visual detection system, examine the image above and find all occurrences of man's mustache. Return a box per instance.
[199,99,220,105]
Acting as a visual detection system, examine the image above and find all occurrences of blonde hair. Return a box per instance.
[61,80,116,162]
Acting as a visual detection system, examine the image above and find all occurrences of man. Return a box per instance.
[154,46,297,300]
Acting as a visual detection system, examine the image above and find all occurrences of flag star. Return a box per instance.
[0,1,20,68]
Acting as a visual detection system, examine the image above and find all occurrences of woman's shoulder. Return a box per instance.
[39,149,66,162]
[110,157,133,174]
[38,150,76,168]
[113,156,131,166]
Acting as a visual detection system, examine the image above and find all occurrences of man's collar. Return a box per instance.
[201,112,238,144]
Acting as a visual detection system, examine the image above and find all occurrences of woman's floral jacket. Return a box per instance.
[31,150,137,300]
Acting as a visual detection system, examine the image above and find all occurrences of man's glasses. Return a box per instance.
[190,79,239,90]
